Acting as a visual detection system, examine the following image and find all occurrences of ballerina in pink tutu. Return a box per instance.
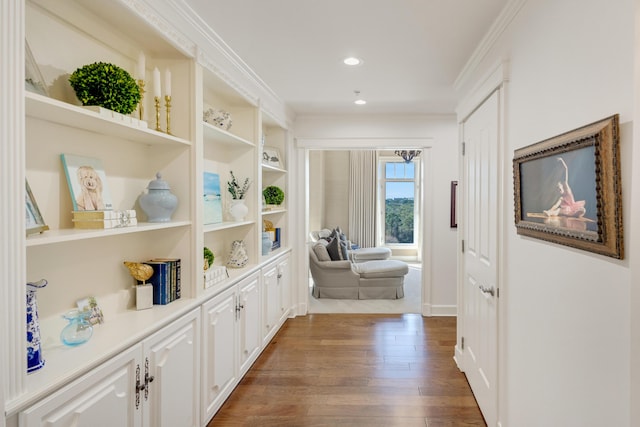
[543,157,586,218]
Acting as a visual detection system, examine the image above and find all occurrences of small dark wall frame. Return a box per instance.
[450,181,458,228]
[513,114,623,259]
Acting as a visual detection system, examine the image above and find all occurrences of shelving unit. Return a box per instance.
[3,0,295,424]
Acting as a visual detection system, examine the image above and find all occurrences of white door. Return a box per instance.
[262,264,280,344]
[239,273,262,374]
[20,345,141,427]
[462,90,499,426]
[144,309,200,427]
[202,286,238,421]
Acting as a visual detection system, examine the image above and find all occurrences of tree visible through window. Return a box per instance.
[383,161,418,244]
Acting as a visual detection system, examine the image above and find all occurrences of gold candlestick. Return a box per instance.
[164,95,172,135]
[137,80,145,120]
[154,96,161,132]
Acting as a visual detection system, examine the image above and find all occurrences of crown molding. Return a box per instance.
[164,0,292,126]
[454,0,527,92]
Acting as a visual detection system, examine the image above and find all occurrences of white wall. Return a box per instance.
[295,115,459,313]
[457,0,634,425]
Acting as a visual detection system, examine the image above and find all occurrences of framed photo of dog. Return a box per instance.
[61,153,114,211]
[513,114,623,259]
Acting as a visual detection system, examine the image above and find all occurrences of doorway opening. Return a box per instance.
[306,148,428,314]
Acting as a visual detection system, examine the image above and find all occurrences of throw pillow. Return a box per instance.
[312,242,331,262]
[326,237,346,261]
[339,239,349,260]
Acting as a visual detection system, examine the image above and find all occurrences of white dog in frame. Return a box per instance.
[75,165,105,210]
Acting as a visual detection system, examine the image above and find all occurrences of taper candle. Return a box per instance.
[165,69,171,97]
[153,67,161,98]
[137,51,145,80]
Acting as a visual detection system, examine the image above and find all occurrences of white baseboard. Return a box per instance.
[431,304,457,316]
[454,344,464,371]
[423,303,457,317]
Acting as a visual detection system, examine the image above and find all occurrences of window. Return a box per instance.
[380,159,420,246]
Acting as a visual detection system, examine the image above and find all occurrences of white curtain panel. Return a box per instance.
[349,150,377,247]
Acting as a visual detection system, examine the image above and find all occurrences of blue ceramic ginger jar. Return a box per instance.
[139,172,178,222]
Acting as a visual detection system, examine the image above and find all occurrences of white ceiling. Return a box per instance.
[184,0,509,116]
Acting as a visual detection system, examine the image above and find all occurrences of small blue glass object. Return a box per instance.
[60,310,93,346]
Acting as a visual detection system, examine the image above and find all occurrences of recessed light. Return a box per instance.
[354,99,367,105]
[343,57,362,66]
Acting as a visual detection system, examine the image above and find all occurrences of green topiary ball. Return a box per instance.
[204,247,214,269]
[263,186,285,205]
[69,62,141,115]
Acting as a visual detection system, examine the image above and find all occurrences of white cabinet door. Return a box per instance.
[262,264,280,345]
[201,286,238,422]
[238,273,261,375]
[20,346,141,427]
[143,309,200,427]
[277,255,291,324]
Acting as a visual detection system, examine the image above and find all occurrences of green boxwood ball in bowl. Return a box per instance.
[69,62,141,115]
[263,186,284,205]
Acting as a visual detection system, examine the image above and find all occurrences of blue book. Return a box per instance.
[143,262,169,305]
[151,258,181,302]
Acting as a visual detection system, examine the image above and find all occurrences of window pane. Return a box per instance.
[385,162,415,179]
[385,182,414,244]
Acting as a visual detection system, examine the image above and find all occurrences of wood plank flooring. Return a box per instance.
[208,314,486,426]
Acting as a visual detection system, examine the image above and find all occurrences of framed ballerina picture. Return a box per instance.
[513,114,623,259]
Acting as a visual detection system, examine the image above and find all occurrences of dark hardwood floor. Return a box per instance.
[208,314,486,426]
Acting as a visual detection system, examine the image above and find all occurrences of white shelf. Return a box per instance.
[203,121,255,149]
[261,208,286,216]
[203,220,255,233]
[261,163,287,173]
[26,92,191,147]
[26,221,192,247]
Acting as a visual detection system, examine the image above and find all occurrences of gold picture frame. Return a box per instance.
[513,114,623,259]
[26,180,49,236]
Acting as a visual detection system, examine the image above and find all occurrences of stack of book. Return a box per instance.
[137,258,181,305]
[72,209,137,229]
[266,227,281,250]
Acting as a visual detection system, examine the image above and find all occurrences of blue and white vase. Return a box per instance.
[26,279,47,374]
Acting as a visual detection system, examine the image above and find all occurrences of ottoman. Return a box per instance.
[353,260,408,299]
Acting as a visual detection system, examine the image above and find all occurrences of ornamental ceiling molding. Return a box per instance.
[197,49,259,107]
[121,0,197,57]
[453,0,527,92]
[166,0,290,124]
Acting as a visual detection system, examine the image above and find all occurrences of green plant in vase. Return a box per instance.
[69,62,141,114]
[227,171,251,200]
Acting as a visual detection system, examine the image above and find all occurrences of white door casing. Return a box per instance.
[462,89,500,426]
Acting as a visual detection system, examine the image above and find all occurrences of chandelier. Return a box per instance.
[395,150,421,163]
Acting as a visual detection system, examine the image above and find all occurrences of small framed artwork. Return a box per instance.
[513,114,623,259]
[262,146,283,168]
[60,153,114,211]
[26,180,49,236]
[450,181,458,228]
[203,171,223,225]
[25,40,48,97]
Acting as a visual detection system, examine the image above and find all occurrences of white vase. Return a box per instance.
[229,199,248,221]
